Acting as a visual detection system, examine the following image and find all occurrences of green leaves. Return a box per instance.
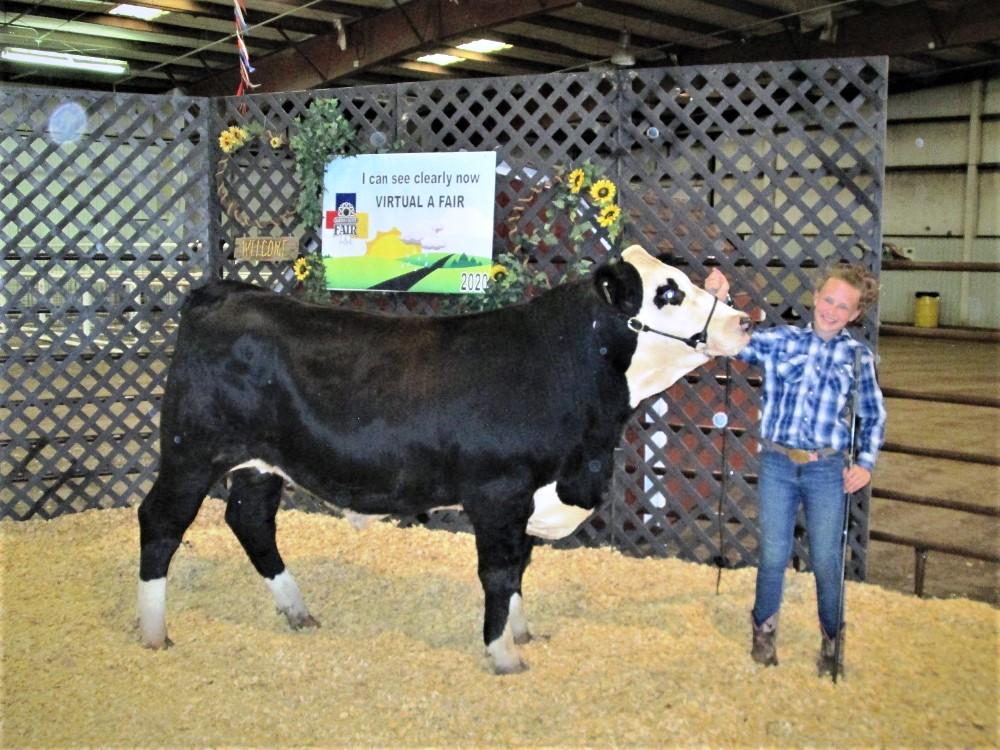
[435,251,592,315]
[290,99,360,229]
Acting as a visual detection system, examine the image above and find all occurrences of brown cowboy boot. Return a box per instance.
[818,625,845,677]
[750,613,779,666]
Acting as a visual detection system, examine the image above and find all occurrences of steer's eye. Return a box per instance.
[654,279,685,308]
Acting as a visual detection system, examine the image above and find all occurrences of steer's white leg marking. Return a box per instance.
[486,615,527,674]
[138,577,169,648]
[526,482,594,539]
[266,570,319,629]
[508,592,531,645]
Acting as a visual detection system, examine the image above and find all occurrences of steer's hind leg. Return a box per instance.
[468,504,534,674]
[137,467,214,649]
[225,469,318,630]
[509,539,535,645]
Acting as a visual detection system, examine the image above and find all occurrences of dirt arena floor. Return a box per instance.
[1,501,997,749]
[868,336,999,604]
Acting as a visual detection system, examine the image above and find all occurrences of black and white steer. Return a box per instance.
[137,245,751,673]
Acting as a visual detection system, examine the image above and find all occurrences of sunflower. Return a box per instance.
[597,203,622,228]
[218,131,237,153]
[293,256,311,282]
[489,264,508,281]
[269,134,284,149]
[218,125,249,154]
[567,168,586,195]
[589,178,616,205]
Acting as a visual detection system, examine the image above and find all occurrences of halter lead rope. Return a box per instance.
[626,295,721,350]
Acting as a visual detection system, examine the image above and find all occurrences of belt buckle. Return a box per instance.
[788,448,814,464]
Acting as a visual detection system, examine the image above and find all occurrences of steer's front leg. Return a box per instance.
[468,505,533,674]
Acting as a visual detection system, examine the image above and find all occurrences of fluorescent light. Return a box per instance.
[416,53,462,66]
[109,4,169,21]
[1,47,129,75]
[457,39,512,54]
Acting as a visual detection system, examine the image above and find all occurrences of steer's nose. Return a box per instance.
[739,315,754,334]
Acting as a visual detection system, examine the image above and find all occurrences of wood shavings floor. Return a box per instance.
[2,500,996,748]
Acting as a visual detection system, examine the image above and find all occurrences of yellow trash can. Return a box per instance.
[913,291,940,328]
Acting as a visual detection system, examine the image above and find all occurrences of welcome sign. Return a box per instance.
[321,151,497,293]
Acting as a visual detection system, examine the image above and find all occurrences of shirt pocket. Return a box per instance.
[833,359,854,396]
[775,353,809,384]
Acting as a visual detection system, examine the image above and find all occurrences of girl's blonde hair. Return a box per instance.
[814,263,880,315]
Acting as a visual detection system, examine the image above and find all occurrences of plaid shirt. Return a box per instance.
[737,325,887,470]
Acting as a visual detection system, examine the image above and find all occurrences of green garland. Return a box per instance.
[435,159,622,314]
[218,115,616,310]
[217,99,361,305]
[292,254,327,305]
[508,160,624,253]
[289,98,361,230]
[436,251,593,316]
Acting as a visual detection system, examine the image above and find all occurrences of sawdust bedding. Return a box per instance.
[1,500,996,749]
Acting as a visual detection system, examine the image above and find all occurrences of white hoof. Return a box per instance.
[486,620,528,675]
[138,578,170,648]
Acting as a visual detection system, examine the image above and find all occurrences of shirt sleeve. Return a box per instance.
[854,347,887,471]
[736,326,783,366]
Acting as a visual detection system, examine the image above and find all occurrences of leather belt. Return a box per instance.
[761,440,842,465]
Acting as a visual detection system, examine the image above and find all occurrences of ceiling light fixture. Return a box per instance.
[416,53,462,66]
[109,4,169,21]
[1,47,129,75]
[610,30,635,67]
[457,39,512,54]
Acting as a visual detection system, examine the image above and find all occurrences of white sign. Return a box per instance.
[321,151,497,293]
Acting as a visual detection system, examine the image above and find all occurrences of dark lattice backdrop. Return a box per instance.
[2,88,211,520]
[2,58,886,580]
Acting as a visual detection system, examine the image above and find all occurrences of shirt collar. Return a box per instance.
[803,323,853,345]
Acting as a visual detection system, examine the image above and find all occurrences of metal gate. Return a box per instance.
[2,58,886,579]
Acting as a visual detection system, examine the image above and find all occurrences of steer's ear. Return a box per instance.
[593,260,642,315]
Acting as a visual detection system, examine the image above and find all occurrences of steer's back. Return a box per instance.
[162,280,631,514]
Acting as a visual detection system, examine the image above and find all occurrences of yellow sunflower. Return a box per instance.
[269,134,284,149]
[218,125,250,154]
[567,168,586,195]
[293,256,311,282]
[218,131,237,153]
[589,178,617,205]
[597,203,622,228]
[489,263,507,281]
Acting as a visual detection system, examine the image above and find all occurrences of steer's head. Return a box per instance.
[595,245,752,406]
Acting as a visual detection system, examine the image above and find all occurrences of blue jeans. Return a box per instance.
[752,450,847,637]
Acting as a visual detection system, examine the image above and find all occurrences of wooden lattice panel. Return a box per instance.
[1,88,211,519]
[2,59,885,581]
[585,59,886,579]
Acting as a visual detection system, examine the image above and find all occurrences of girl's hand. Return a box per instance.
[705,268,730,301]
[843,465,872,494]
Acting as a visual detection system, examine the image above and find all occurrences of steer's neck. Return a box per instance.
[625,340,710,408]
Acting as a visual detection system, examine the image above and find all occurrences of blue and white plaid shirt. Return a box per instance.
[738,325,887,470]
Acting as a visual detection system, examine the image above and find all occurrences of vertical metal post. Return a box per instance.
[832,346,862,684]
[914,548,929,597]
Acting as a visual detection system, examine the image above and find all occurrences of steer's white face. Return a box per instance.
[621,245,751,407]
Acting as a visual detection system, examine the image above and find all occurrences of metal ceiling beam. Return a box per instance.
[436,46,554,75]
[690,0,787,23]
[681,0,1000,66]
[590,0,743,42]
[521,14,669,53]
[187,0,581,95]
[476,29,609,65]
[0,25,236,69]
